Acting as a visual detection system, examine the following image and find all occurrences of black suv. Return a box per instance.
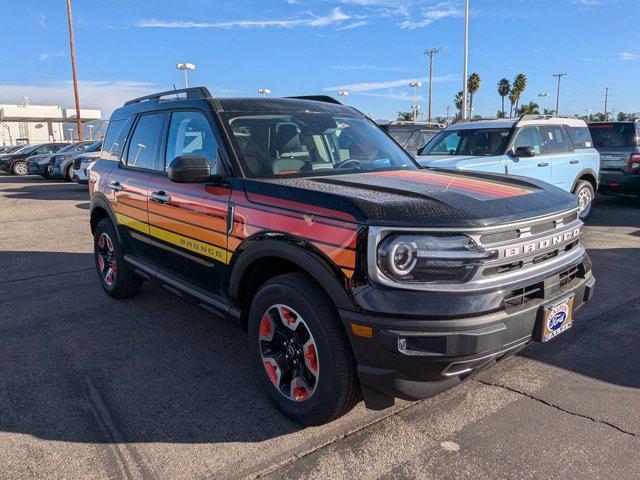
[589,121,640,200]
[89,87,595,425]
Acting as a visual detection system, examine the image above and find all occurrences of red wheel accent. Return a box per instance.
[96,232,117,288]
[258,304,319,402]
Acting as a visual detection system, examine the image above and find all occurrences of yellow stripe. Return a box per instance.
[116,212,230,264]
[116,212,149,234]
[149,225,230,264]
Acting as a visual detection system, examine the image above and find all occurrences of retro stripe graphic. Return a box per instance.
[112,190,358,277]
[381,170,533,199]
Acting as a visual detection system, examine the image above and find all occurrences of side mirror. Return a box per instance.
[167,155,211,183]
[416,146,425,156]
[514,146,536,158]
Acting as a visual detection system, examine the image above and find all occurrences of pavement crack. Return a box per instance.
[0,266,94,284]
[474,379,638,438]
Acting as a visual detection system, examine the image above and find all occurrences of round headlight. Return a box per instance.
[379,238,418,276]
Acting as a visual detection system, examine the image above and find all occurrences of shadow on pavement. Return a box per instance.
[589,195,640,228]
[2,181,88,201]
[1,246,639,447]
[0,251,303,445]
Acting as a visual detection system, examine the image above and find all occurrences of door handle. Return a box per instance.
[538,162,549,168]
[109,181,123,192]
[570,160,579,164]
[150,191,171,204]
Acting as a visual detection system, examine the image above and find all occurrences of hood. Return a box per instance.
[243,168,577,228]
[417,154,495,169]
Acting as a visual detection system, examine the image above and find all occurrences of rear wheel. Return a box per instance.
[11,161,27,176]
[574,180,594,221]
[65,164,74,181]
[94,218,142,298]
[248,272,359,425]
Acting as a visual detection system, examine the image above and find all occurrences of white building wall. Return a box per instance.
[0,103,101,146]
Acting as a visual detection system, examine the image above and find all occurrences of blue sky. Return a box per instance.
[1,0,638,119]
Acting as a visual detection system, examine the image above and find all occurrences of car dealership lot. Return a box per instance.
[0,173,638,479]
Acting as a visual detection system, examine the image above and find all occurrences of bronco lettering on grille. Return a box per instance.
[503,227,581,259]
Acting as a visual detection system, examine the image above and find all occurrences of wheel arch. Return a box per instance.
[90,194,122,242]
[228,236,356,328]
[572,168,598,193]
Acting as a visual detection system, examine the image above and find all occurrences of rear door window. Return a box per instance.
[566,127,593,149]
[542,126,572,154]
[125,113,168,171]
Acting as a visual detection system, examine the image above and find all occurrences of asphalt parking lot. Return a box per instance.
[1,173,639,480]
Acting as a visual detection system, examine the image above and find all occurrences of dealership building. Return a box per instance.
[0,97,101,146]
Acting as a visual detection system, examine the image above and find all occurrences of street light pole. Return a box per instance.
[462,0,469,120]
[258,89,272,97]
[88,124,94,140]
[408,82,422,121]
[176,63,196,88]
[338,91,349,103]
[423,48,442,123]
[553,73,566,115]
[538,92,550,114]
[65,0,83,141]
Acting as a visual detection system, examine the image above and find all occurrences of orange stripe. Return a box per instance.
[114,203,147,223]
[149,202,228,234]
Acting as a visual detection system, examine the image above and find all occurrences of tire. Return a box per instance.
[94,218,143,298]
[65,164,74,181]
[574,180,594,221]
[248,272,360,425]
[43,166,51,179]
[11,160,27,176]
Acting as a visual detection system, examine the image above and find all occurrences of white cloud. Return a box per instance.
[399,2,464,29]
[337,20,368,30]
[39,51,64,61]
[139,7,351,29]
[571,0,603,5]
[324,74,457,92]
[37,12,46,28]
[619,52,637,61]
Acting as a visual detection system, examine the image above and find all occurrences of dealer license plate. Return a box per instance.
[540,295,575,342]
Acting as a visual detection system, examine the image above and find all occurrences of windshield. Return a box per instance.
[407,130,439,150]
[59,142,85,153]
[17,145,38,155]
[589,123,637,148]
[222,113,418,178]
[420,128,512,157]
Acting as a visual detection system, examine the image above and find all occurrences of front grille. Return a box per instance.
[504,282,544,310]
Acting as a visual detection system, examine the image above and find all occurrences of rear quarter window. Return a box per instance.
[567,127,593,149]
[588,123,635,148]
[101,117,133,162]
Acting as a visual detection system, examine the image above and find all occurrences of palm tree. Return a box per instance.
[397,111,414,121]
[508,90,518,117]
[497,78,510,117]
[454,91,465,115]
[513,74,527,112]
[517,102,540,115]
[467,73,481,114]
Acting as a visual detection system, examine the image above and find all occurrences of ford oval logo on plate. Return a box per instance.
[541,296,575,342]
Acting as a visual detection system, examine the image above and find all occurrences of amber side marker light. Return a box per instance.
[351,323,373,339]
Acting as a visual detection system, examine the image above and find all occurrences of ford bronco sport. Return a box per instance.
[89,87,595,425]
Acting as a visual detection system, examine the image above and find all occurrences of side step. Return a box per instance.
[124,254,242,325]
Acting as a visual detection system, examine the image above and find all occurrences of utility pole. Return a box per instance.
[446,105,450,125]
[553,73,566,115]
[604,87,609,120]
[462,0,469,119]
[423,48,442,123]
[65,0,83,141]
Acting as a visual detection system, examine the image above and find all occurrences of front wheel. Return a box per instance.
[574,180,594,221]
[94,218,142,298]
[11,161,27,176]
[65,164,74,181]
[248,272,360,425]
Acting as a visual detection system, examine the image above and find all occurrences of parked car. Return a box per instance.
[0,143,68,175]
[0,145,23,154]
[381,121,443,157]
[89,87,595,425]
[417,116,599,220]
[588,120,640,201]
[71,151,101,184]
[26,141,90,177]
[48,140,102,181]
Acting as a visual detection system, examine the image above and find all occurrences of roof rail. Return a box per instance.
[518,114,580,122]
[286,95,342,105]
[124,87,213,106]
[454,116,500,124]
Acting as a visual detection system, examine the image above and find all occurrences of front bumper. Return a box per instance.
[49,166,65,179]
[340,265,595,409]
[598,171,640,195]
[27,163,48,176]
